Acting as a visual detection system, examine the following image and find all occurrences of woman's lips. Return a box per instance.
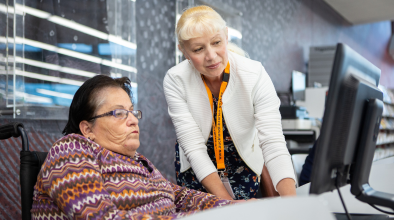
[132,131,139,134]
[206,62,221,69]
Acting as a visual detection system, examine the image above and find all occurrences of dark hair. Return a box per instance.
[62,75,132,135]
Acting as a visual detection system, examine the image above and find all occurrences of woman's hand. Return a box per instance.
[232,200,247,203]
[201,172,234,200]
[276,178,297,197]
[232,198,258,203]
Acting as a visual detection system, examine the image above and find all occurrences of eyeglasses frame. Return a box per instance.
[88,109,142,121]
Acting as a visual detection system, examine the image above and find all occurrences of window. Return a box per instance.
[0,0,137,119]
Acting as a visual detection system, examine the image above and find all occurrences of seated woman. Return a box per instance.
[31,75,233,219]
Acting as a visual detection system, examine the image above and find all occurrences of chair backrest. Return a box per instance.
[20,151,48,220]
[0,122,48,220]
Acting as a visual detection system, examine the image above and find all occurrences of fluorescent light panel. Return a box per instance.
[0,57,137,86]
[0,89,53,103]
[1,55,138,86]
[16,4,137,50]
[0,69,84,86]
[0,4,21,15]
[48,16,109,39]
[0,36,137,73]
[0,4,137,50]
[20,4,50,18]
[0,55,97,78]
[36,88,74,99]
[17,70,84,86]
[16,57,97,78]
[16,91,53,103]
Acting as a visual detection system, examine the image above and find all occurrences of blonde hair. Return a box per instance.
[176,5,226,46]
[176,5,248,58]
[228,42,249,58]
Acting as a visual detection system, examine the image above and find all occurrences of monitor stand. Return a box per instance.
[296,162,394,219]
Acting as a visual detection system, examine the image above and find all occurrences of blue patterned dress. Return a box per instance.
[175,95,260,200]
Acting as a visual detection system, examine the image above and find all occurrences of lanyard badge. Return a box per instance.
[202,62,230,171]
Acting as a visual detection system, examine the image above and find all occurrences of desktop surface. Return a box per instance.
[297,157,394,218]
[179,157,394,220]
[182,195,335,220]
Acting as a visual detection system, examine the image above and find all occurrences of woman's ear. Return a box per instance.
[79,120,96,140]
[178,44,188,60]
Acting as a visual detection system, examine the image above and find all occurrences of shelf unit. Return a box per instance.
[375,86,394,161]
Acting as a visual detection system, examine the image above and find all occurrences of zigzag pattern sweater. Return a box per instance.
[31,134,232,220]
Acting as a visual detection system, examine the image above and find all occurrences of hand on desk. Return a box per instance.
[232,198,258,203]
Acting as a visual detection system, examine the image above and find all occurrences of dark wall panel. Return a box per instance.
[135,0,177,182]
[211,0,394,91]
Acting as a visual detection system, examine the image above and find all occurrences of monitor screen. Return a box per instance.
[308,44,394,210]
[292,70,306,101]
[310,43,381,193]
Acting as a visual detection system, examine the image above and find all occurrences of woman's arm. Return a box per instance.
[276,178,297,196]
[252,65,296,193]
[201,172,234,200]
[163,73,239,200]
[39,135,187,219]
[171,182,233,212]
[163,73,217,182]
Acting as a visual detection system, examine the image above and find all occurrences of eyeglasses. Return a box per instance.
[88,109,142,121]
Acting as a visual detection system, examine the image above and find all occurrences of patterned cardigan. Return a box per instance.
[31,134,233,220]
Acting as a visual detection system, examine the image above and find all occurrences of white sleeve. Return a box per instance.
[163,72,217,182]
[252,64,296,189]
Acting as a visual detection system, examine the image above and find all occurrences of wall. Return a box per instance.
[212,0,394,91]
[137,0,394,181]
[1,0,394,218]
[135,0,177,181]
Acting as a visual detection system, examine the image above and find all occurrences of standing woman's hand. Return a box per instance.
[232,198,258,203]
[276,178,297,196]
[201,172,234,200]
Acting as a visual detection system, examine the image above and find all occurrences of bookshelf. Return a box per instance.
[375,86,394,161]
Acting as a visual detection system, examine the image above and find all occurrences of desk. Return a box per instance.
[297,157,394,217]
[182,196,335,220]
[182,157,393,220]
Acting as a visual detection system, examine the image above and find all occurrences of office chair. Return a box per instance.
[0,123,48,220]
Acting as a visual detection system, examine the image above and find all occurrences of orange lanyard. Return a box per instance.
[201,62,230,171]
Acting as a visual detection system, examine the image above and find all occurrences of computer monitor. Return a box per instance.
[291,70,306,101]
[309,43,394,210]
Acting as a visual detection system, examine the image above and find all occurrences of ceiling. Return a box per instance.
[323,0,394,25]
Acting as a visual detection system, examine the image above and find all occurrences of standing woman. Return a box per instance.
[163,5,296,201]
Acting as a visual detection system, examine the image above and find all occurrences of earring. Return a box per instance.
[88,137,91,140]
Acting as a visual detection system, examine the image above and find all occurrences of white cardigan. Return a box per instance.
[163,51,295,189]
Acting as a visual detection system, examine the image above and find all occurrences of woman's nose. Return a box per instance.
[126,112,139,126]
[205,47,217,60]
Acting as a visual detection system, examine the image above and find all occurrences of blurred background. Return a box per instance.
[1,0,394,218]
